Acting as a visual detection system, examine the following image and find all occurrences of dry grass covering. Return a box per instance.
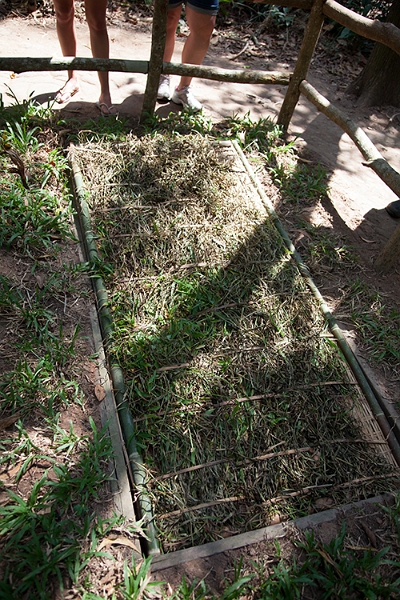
[73,133,399,552]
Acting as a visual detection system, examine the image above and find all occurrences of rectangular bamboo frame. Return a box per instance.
[0,0,399,269]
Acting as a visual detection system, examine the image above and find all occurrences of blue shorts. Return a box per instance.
[169,0,218,16]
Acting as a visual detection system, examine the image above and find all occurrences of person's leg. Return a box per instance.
[53,0,79,103]
[178,6,215,89]
[158,5,181,100]
[170,4,216,110]
[85,0,114,112]
[164,6,182,62]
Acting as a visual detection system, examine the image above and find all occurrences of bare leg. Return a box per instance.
[178,7,215,89]
[85,0,114,112]
[164,6,182,63]
[53,0,80,102]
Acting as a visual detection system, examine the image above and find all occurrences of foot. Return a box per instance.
[171,85,202,112]
[385,199,400,219]
[157,74,171,101]
[95,101,118,116]
[55,79,79,104]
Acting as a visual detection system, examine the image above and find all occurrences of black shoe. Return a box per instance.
[385,199,400,219]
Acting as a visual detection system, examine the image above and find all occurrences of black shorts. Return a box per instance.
[169,0,218,16]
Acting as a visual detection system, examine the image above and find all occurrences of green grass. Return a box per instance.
[138,502,400,598]
[0,96,138,598]
[254,522,400,599]
[295,222,357,271]
[0,420,114,599]
[0,180,74,254]
[344,280,400,366]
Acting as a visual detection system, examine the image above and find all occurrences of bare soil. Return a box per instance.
[0,4,399,596]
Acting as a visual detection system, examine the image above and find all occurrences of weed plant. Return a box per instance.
[0,420,113,599]
[163,498,400,598]
[0,95,74,256]
[256,522,400,599]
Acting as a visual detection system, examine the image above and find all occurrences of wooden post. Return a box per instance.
[140,0,169,122]
[277,0,324,132]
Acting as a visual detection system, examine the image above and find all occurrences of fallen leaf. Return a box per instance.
[315,497,334,510]
[6,461,24,479]
[360,237,376,244]
[94,384,106,402]
[34,273,46,288]
[97,536,141,553]
[0,414,20,430]
[99,570,115,586]
[317,548,340,571]
[269,514,281,525]
[346,545,378,552]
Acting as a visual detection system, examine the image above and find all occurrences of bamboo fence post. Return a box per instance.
[140,0,168,122]
[277,0,324,131]
[162,63,291,84]
[299,80,400,197]
[299,80,400,271]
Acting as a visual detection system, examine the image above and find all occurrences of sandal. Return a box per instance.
[55,86,79,104]
[95,101,118,116]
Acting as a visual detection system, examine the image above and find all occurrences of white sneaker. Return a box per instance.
[171,85,202,112]
[157,74,171,101]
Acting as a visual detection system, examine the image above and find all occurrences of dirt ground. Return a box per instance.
[1,5,400,595]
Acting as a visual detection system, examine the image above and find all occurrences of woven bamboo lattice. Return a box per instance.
[72,135,399,551]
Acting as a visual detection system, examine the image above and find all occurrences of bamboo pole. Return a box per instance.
[0,56,149,74]
[277,0,325,131]
[141,0,169,121]
[0,56,290,86]
[299,80,400,271]
[299,80,400,197]
[162,62,290,84]
[323,0,400,58]
[69,150,160,556]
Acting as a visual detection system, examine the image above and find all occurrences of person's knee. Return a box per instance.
[166,7,181,33]
[86,14,107,35]
[192,23,214,46]
[54,4,74,25]
[187,12,215,43]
